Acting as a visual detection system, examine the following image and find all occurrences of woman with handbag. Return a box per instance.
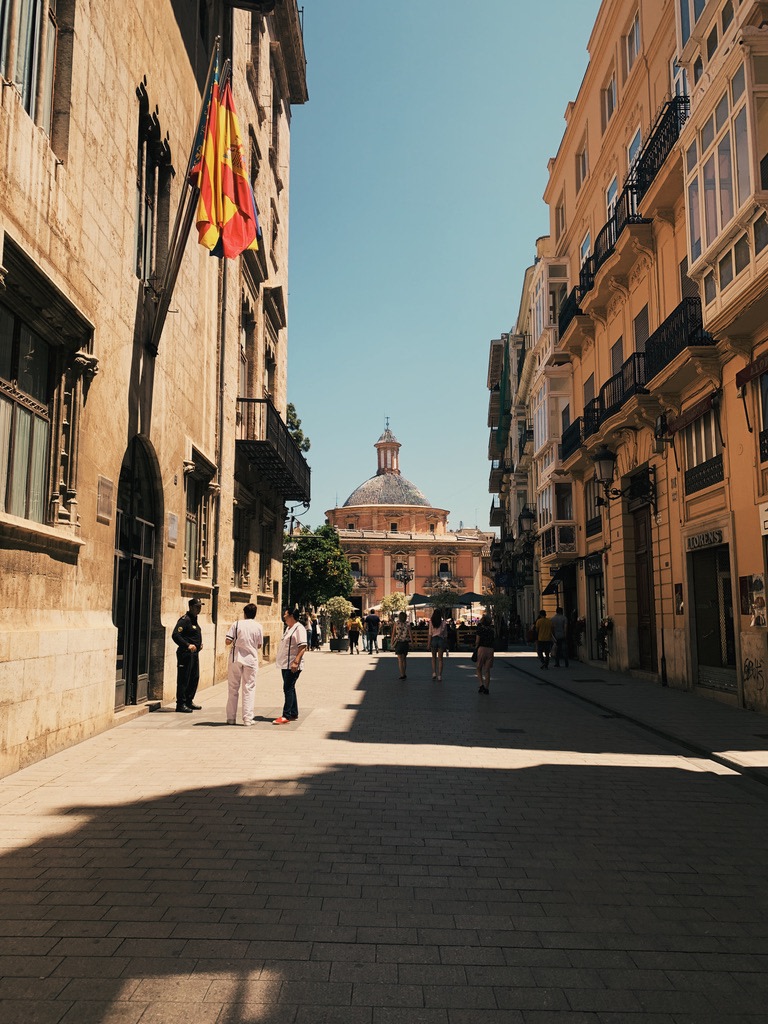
[392,611,413,679]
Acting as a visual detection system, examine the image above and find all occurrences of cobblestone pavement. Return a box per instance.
[2,648,768,1023]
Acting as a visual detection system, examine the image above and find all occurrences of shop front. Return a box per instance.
[585,552,607,661]
[686,527,737,694]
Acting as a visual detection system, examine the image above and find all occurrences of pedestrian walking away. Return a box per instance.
[446,616,457,655]
[534,608,553,669]
[274,607,307,724]
[364,608,380,653]
[392,611,413,679]
[347,612,363,654]
[474,612,495,694]
[172,597,203,712]
[550,605,569,667]
[428,608,447,681]
[225,603,263,725]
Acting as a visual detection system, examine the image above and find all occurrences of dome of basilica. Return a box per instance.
[343,474,431,508]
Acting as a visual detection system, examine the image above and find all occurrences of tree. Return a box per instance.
[379,592,409,618]
[286,402,311,452]
[283,525,353,608]
[325,596,354,640]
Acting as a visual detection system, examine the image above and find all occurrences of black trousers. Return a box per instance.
[176,650,199,707]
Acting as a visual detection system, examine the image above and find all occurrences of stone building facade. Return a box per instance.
[327,430,492,613]
[0,1,309,777]
[490,0,768,712]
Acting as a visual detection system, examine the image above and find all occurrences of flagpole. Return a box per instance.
[146,40,223,355]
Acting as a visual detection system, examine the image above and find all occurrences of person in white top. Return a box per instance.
[273,607,307,724]
[225,603,263,726]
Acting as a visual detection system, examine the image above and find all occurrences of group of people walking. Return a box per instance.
[172,598,565,728]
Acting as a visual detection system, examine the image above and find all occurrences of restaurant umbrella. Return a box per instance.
[408,593,431,605]
[458,591,487,621]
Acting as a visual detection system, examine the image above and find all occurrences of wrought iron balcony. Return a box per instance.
[518,424,534,461]
[236,398,311,503]
[489,499,505,527]
[584,398,601,439]
[600,352,647,422]
[644,296,716,382]
[558,286,582,340]
[488,459,512,493]
[631,96,690,205]
[561,417,585,461]
[685,453,724,495]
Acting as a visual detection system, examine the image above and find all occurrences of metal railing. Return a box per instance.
[584,397,601,439]
[518,425,534,461]
[561,417,584,461]
[600,352,647,422]
[644,296,715,381]
[236,398,311,502]
[630,95,690,204]
[558,286,582,339]
[685,453,724,495]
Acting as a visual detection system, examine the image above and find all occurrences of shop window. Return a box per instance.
[0,239,94,530]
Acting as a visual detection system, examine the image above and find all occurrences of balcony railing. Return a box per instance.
[558,286,582,339]
[518,425,534,460]
[236,398,311,503]
[630,95,690,204]
[644,296,716,381]
[584,397,601,439]
[579,187,650,301]
[600,352,647,422]
[561,417,585,461]
[685,453,724,495]
[489,499,505,526]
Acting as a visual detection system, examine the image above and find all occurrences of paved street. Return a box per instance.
[2,648,768,1023]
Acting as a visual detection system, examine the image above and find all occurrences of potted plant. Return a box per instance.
[325,596,353,652]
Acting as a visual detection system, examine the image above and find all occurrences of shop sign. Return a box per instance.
[667,393,715,434]
[686,529,723,550]
[735,351,768,388]
[585,553,603,576]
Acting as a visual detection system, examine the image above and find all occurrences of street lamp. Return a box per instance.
[393,565,415,619]
[518,506,536,535]
[592,445,618,495]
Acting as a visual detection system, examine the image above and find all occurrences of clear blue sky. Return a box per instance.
[286,0,601,532]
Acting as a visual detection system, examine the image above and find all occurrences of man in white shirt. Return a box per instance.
[225,603,263,726]
[274,607,307,724]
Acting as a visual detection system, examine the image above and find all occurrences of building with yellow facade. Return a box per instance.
[490,0,768,711]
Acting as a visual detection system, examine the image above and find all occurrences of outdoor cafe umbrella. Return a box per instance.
[408,593,431,605]
[458,591,487,618]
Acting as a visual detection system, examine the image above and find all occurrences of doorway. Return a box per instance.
[690,543,736,692]
[113,438,157,710]
[633,505,658,672]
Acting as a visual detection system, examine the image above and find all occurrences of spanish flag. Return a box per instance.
[193,70,261,259]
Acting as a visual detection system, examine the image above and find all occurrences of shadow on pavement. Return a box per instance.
[2,759,768,1020]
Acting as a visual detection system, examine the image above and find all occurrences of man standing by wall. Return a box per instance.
[172,598,203,712]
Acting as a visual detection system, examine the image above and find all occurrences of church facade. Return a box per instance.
[326,430,493,613]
